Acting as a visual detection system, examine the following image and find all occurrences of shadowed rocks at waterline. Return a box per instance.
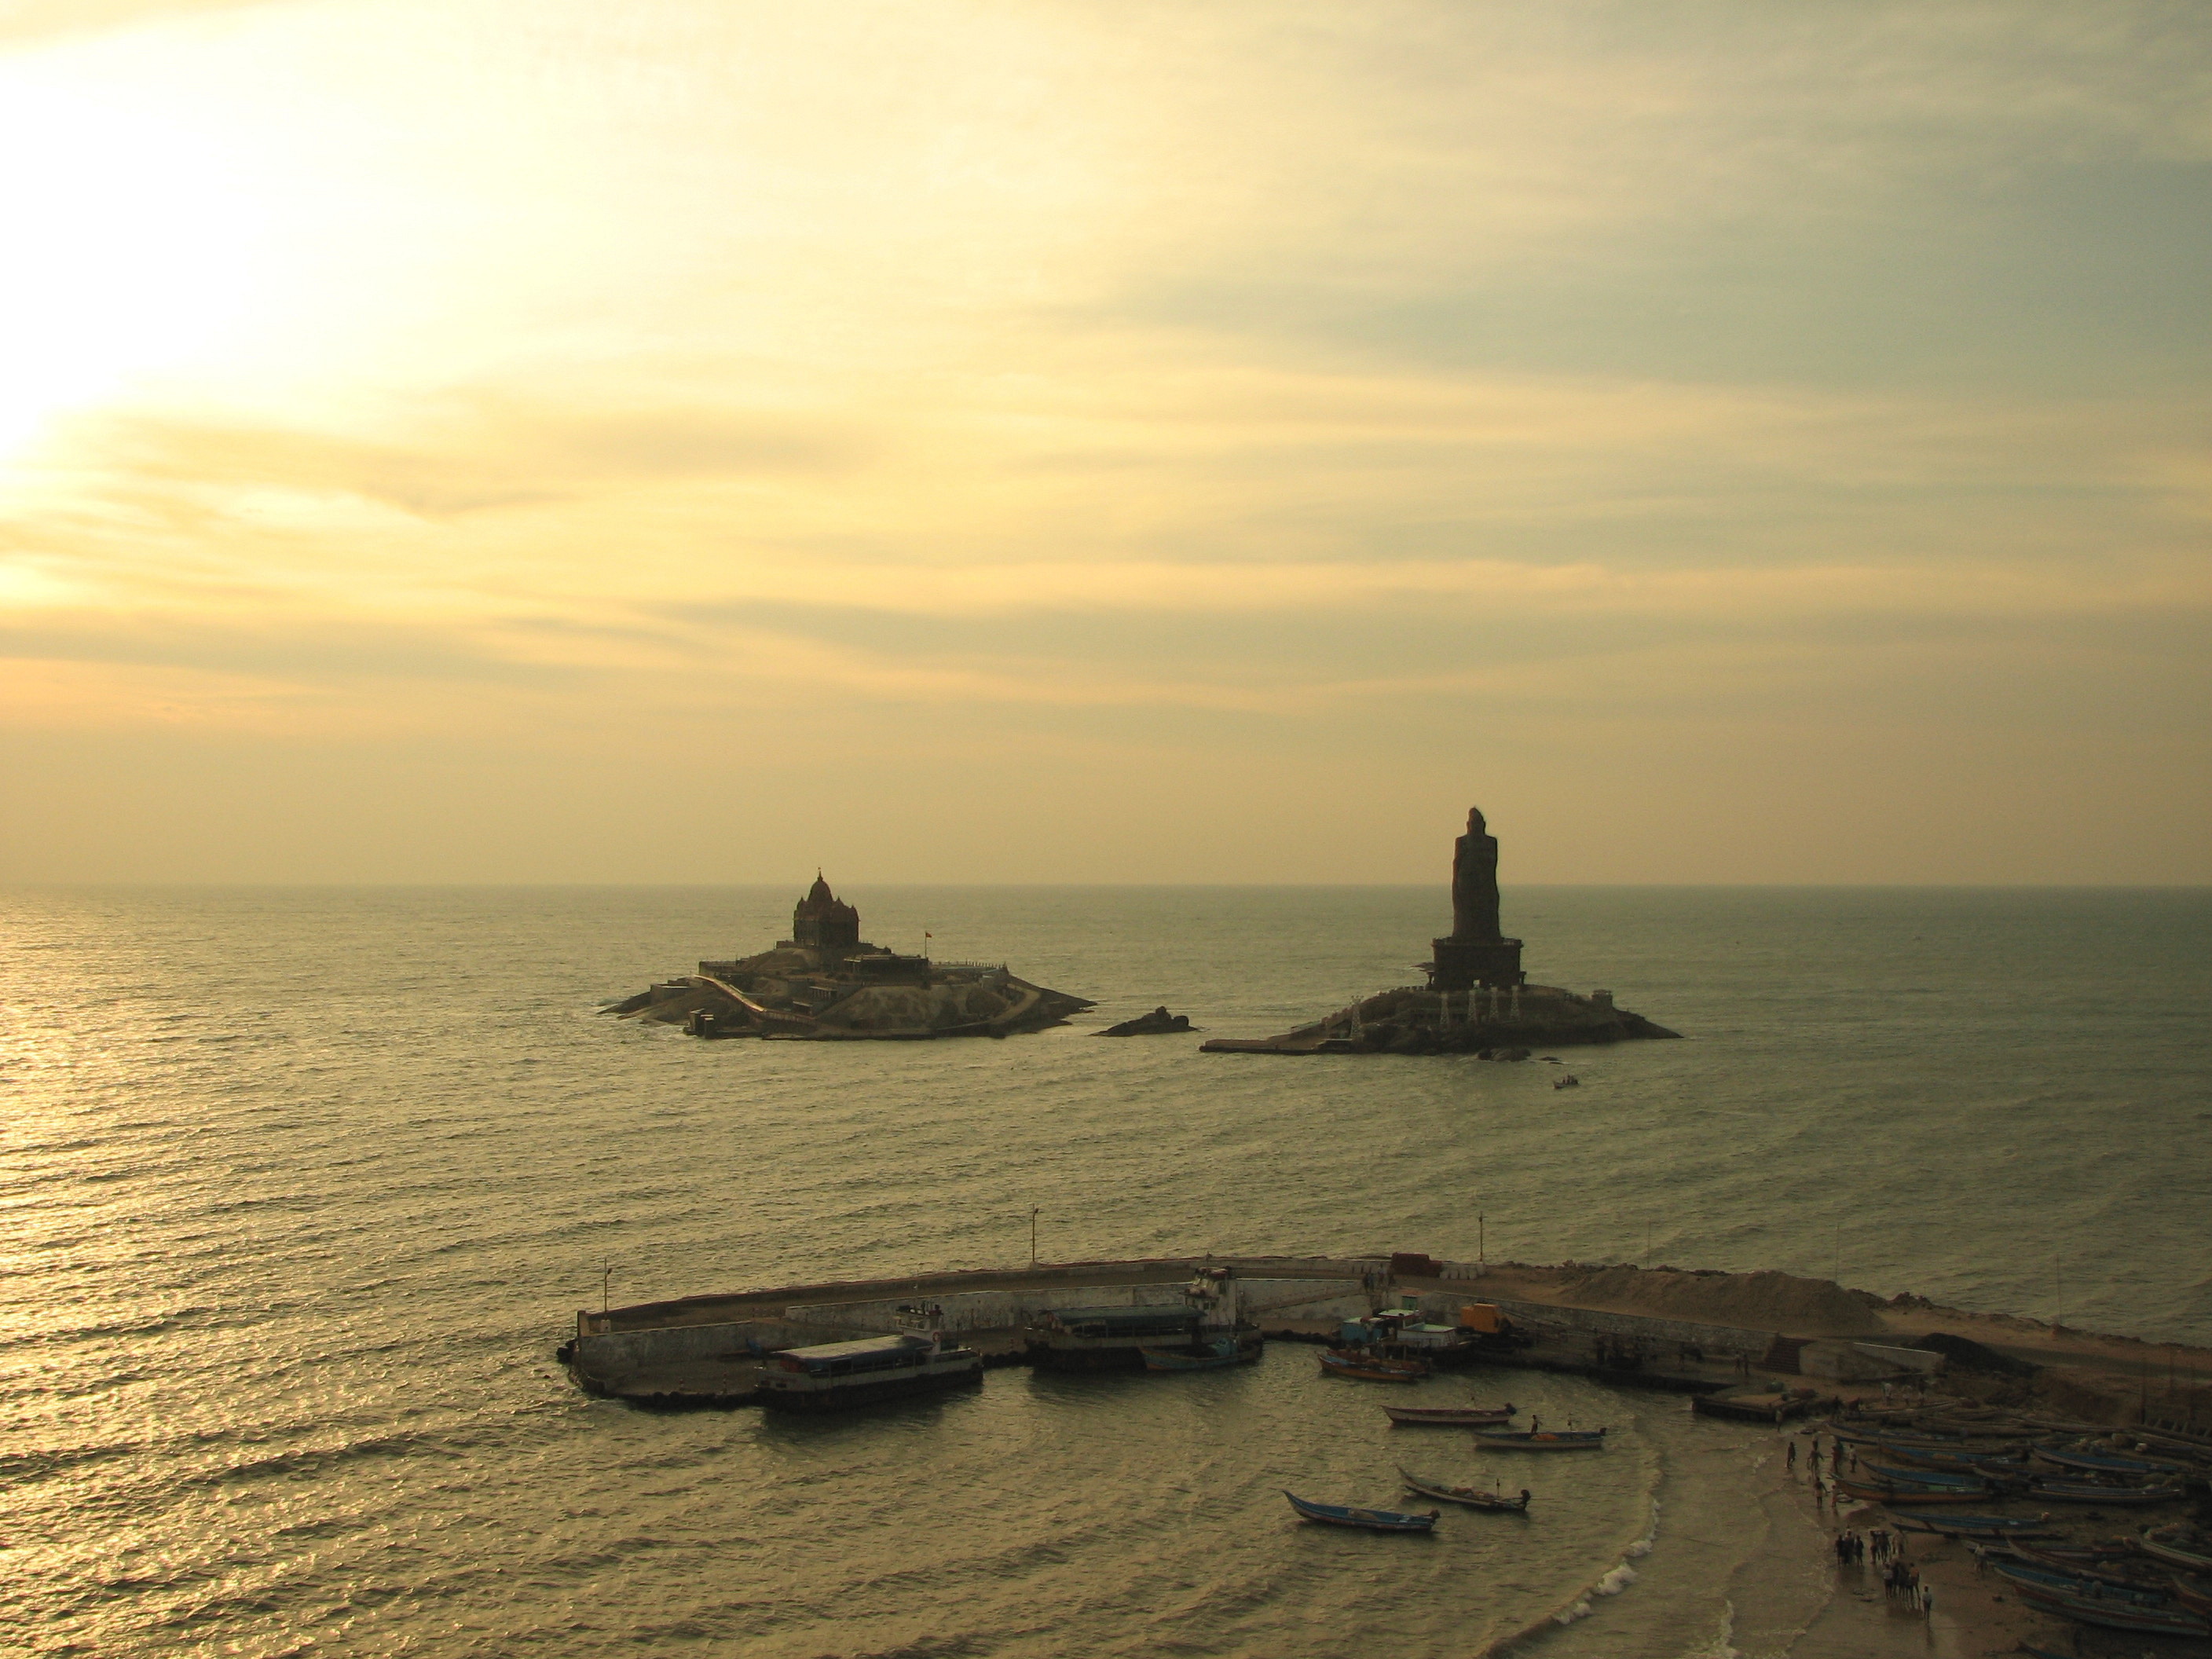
[1203,807,1679,1055]
[604,877,1092,1040]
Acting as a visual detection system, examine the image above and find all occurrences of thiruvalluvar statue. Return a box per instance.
[1451,807,1503,942]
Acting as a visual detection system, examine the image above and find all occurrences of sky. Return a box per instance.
[0,0,2205,884]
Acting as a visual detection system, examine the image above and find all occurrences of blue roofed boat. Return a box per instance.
[756,1329,983,1412]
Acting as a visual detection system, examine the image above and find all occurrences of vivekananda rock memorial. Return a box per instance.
[606,877,1094,1040]
[1199,808,1679,1055]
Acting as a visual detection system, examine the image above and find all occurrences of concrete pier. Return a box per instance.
[562,1254,1791,1405]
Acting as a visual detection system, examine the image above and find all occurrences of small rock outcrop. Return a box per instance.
[1095,1006,1196,1036]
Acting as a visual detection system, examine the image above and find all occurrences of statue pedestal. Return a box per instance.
[1428,937,1525,991]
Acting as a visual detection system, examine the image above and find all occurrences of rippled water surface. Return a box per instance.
[3,884,2206,1656]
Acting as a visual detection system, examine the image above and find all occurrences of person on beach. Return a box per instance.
[1787,1441,1796,1470]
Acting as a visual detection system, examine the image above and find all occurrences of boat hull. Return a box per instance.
[1139,1337,1262,1372]
[1398,1469,1531,1511]
[758,1366,983,1412]
[1284,1491,1439,1532]
[1470,1430,1606,1451]
[1320,1351,1428,1383]
[1383,1404,1516,1426]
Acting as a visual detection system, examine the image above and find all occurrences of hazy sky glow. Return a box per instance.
[2,1,2206,883]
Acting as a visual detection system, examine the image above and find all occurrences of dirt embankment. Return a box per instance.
[1478,1262,1888,1337]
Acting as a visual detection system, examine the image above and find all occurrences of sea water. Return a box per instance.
[2,884,2206,1657]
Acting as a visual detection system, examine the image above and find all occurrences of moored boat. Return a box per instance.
[756,1330,984,1412]
[1320,1349,1429,1383]
[1283,1490,1440,1532]
[1028,1269,1262,1373]
[1470,1425,1606,1450]
[1382,1402,1516,1426]
[1140,1335,1259,1372]
[1398,1467,1532,1512]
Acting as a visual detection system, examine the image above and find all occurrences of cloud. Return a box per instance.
[0,0,284,50]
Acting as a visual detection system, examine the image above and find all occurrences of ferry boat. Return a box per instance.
[756,1329,983,1412]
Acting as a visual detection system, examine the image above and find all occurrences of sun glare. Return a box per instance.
[0,79,269,460]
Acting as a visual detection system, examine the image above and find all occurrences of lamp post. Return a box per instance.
[1029,1207,1040,1272]
[602,1262,615,1315]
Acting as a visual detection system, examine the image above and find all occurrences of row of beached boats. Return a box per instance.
[1827,1404,2212,1641]
[1828,1419,2203,1508]
[1971,1524,2212,1639]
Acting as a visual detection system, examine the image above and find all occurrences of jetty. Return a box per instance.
[558,1256,2211,1423]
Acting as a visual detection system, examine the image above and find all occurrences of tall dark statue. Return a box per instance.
[1451,807,1503,942]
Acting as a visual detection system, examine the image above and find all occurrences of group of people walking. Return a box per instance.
[1790,1434,1932,1617]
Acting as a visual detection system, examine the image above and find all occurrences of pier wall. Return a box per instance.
[782,1278,1375,1336]
[573,1317,837,1377]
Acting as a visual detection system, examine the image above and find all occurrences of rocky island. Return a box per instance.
[1203,808,1679,1054]
[606,877,1093,1040]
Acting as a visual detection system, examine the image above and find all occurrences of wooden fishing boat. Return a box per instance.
[2172,1576,2212,1621]
[1848,1483,1998,1504]
[1282,1490,1439,1532]
[2000,1544,2173,1591]
[1892,1513,2056,1538]
[1991,1564,2211,1637]
[1861,1462,2000,1492]
[1398,1467,1532,1511]
[1382,1403,1516,1426]
[1320,1349,1429,1383]
[1987,1559,2177,1608]
[2034,1445,2191,1478]
[1470,1426,1606,1450]
[2141,1524,2212,1573]
[2029,1476,2184,1507]
[1140,1336,1257,1372]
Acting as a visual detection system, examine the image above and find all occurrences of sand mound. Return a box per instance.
[1540,1265,1886,1337]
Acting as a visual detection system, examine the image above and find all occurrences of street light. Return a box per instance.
[1029,1207,1040,1272]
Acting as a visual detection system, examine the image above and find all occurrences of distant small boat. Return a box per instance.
[1320,1350,1429,1383]
[1283,1490,1440,1532]
[1398,1467,1532,1512]
[1470,1426,1606,1450]
[1383,1403,1516,1426]
[1552,1075,1579,1089]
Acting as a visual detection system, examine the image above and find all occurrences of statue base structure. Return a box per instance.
[1427,936,1525,991]
[1199,805,1677,1057]
[1198,983,1677,1055]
